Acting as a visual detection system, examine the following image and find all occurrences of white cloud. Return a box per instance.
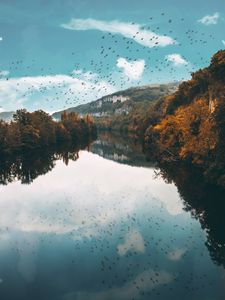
[0,151,184,237]
[116,57,145,80]
[0,37,3,41]
[222,40,225,46]
[168,248,186,261]
[198,12,219,25]
[64,269,174,300]
[166,53,188,67]
[71,69,98,81]
[17,235,39,282]
[61,18,176,48]
[117,230,145,256]
[0,70,9,77]
[0,71,115,112]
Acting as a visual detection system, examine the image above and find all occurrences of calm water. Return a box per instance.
[0,133,224,300]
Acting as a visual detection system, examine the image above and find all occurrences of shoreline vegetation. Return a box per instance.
[0,129,224,268]
[0,145,86,185]
[0,50,224,188]
[0,110,97,156]
[97,50,225,188]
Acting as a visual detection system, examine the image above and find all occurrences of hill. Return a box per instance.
[0,111,15,121]
[144,50,225,187]
[52,82,179,120]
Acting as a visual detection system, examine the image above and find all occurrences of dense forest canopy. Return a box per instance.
[144,50,225,187]
[0,50,224,187]
[0,109,96,155]
[97,50,225,187]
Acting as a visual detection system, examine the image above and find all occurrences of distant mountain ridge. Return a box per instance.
[0,111,15,121]
[52,82,179,120]
[0,82,179,122]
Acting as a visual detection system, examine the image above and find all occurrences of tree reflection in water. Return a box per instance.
[157,162,225,268]
[93,132,225,270]
[0,131,225,271]
[0,143,88,185]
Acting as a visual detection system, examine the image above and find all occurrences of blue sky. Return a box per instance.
[0,0,224,112]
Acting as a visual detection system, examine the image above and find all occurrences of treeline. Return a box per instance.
[145,50,225,187]
[157,161,225,267]
[0,109,97,155]
[96,100,155,135]
[98,50,225,187]
[0,147,81,185]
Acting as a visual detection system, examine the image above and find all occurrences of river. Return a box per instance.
[0,132,224,300]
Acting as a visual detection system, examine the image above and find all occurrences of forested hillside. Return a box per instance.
[97,50,225,187]
[0,110,96,155]
[52,83,178,120]
[144,50,225,187]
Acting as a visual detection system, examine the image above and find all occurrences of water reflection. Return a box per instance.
[91,131,155,167]
[94,132,225,270]
[158,163,225,268]
[0,144,85,185]
[0,132,224,300]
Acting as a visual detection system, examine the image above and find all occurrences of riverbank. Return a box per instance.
[0,109,97,156]
[96,50,225,188]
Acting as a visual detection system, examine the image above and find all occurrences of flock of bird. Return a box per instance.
[0,13,217,111]
[0,187,217,299]
[0,11,222,300]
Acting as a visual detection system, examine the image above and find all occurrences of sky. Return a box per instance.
[0,0,224,113]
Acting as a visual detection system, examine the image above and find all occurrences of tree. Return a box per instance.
[13,109,31,126]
